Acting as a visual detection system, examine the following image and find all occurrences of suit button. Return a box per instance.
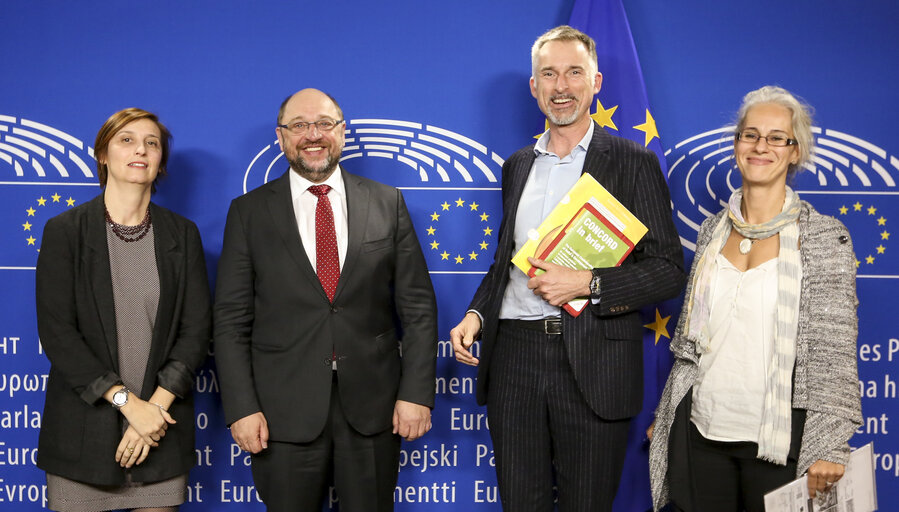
[330,306,338,313]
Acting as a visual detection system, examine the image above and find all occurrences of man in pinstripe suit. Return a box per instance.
[451,26,685,511]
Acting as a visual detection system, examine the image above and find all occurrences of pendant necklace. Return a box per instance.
[739,238,755,255]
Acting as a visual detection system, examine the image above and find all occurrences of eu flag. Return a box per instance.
[569,1,675,510]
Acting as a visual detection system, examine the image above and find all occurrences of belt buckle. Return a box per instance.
[544,319,562,334]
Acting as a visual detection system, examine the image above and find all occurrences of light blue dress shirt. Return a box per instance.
[497,123,595,320]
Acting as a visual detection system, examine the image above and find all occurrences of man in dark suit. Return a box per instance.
[214,88,437,511]
[450,26,685,511]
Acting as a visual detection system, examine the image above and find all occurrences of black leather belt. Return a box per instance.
[501,318,562,335]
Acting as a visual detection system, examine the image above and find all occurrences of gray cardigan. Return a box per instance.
[648,201,862,511]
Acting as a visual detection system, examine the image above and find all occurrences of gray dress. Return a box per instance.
[47,224,187,511]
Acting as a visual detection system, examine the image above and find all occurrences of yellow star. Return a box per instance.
[853,202,863,211]
[441,201,451,211]
[633,109,659,147]
[51,193,61,202]
[483,227,493,236]
[534,119,550,139]
[37,197,47,206]
[855,258,861,268]
[454,255,464,264]
[468,251,478,260]
[479,241,489,250]
[430,212,440,221]
[839,206,848,215]
[480,212,489,221]
[430,241,439,250]
[455,198,465,207]
[868,205,877,215]
[882,230,891,240]
[26,236,36,246]
[876,245,886,254]
[590,100,618,130]
[469,202,479,211]
[23,221,32,231]
[426,226,436,236]
[66,197,76,206]
[866,255,875,264]
[877,216,887,226]
[26,207,36,216]
[643,309,671,345]
[440,251,450,260]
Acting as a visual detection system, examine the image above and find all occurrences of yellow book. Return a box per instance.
[511,173,648,316]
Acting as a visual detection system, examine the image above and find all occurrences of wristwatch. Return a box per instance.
[589,273,601,297]
[111,386,130,409]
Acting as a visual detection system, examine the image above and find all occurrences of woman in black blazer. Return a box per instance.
[35,108,211,512]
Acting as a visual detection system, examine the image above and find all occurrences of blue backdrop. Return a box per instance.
[2,1,897,510]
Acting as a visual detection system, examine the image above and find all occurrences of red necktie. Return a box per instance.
[308,185,340,302]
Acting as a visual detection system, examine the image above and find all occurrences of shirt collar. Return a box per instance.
[533,122,595,157]
[289,166,345,198]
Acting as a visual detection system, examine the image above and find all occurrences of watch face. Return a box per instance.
[113,390,128,406]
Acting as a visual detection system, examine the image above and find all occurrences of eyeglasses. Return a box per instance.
[735,131,797,147]
[278,118,344,135]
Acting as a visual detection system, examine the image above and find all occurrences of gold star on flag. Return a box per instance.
[51,193,61,202]
[454,255,464,264]
[590,100,618,130]
[855,258,861,267]
[455,198,465,207]
[633,109,659,147]
[877,216,887,226]
[866,255,875,264]
[66,197,76,206]
[23,221,32,231]
[37,197,47,206]
[430,241,439,250]
[876,245,886,254]
[441,201,451,211]
[26,236,36,245]
[440,251,450,260]
[479,241,489,250]
[868,206,877,215]
[26,207,36,216]
[468,251,478,260]
[644,308,671,345]
[882,230,891,240]
[469,202,479,211]
[430,212,440,221]
[480,212,489,221]
[839,206,848,215]
[483,226,493,236]
[427,226,436,235]
[853,202,863,211]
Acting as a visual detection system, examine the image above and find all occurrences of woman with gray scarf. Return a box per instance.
[647,86,862,511]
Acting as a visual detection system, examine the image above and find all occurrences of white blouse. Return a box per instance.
[690,253,780,443]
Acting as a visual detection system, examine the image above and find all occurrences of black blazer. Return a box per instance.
[35,194,212,485]
[214,169,437,441]
[470,123,686,419]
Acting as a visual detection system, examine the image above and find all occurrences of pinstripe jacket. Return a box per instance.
[648,201,863,511]
[469,122,686,419]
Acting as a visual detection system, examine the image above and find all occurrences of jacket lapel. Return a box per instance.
[336,168,368,303]
[267,171,326,299]
[581,121,613,187]
[143,203,180,393]
[83,195,120,369]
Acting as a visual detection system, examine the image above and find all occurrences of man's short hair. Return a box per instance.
[277,90,345,125]
[531,25,598,79]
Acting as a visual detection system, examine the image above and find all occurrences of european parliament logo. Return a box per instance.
[244,119,502,273]
[665,126,898,277]
[0,115,99,268]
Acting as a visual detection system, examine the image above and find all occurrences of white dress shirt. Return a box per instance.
[691,254,783,443]
[288,168,349,270]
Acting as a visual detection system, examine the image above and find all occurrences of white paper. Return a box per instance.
[764,442,878,512]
